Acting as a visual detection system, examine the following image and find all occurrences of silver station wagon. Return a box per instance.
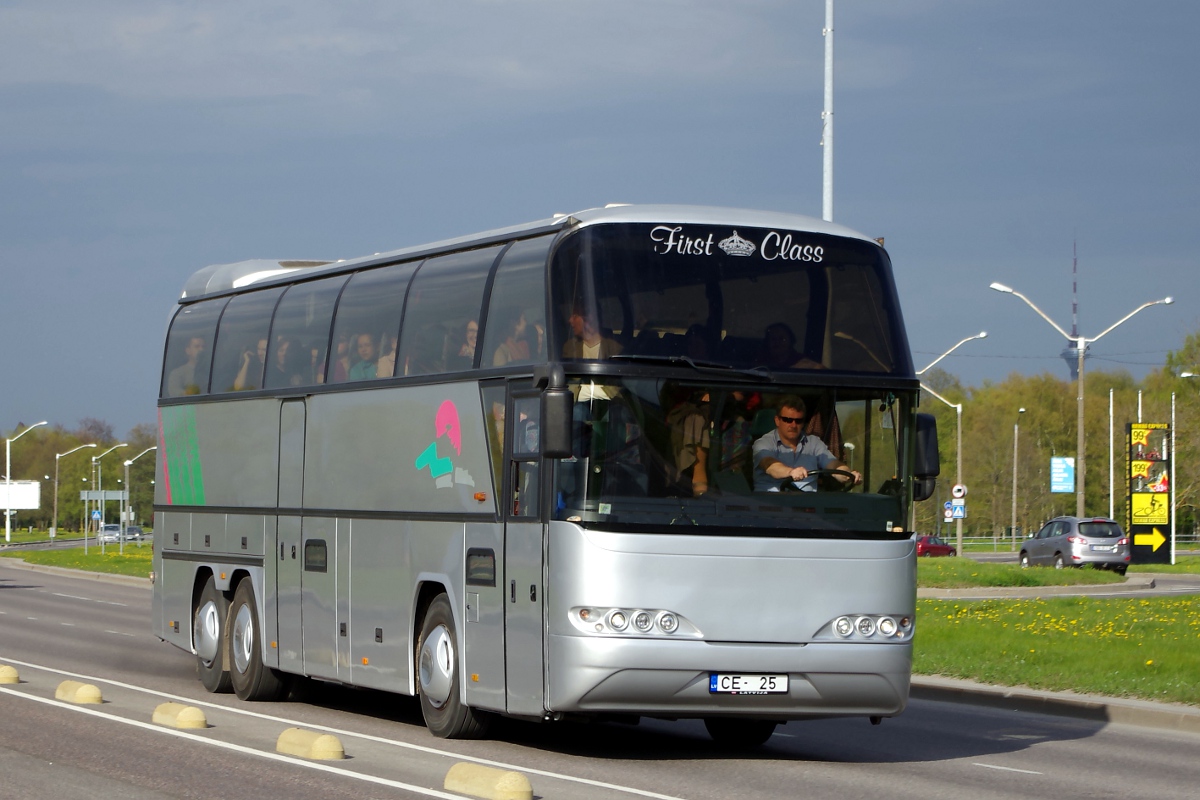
[1019,516,1131,575]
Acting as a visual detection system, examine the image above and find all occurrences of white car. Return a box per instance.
[97,524,122,543]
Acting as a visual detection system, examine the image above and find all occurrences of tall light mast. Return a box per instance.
[821,0,835,222]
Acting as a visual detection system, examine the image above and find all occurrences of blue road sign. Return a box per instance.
[91,510,102,520]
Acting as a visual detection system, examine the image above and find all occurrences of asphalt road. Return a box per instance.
[2,560,1198,800]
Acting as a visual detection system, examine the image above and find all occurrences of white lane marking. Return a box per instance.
[53,592,126,607]
[61,622,75,627]
[973,763,1043,775]
[104,630,136,638]
[0,687,468,800]
[0,655,688,800]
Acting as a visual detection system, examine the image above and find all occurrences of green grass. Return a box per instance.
[918,557,1126,588]
[914,596,1200,706]
[1128,556,1200,574]
[0,546,152,578]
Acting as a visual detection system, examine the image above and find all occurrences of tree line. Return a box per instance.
[3,418,157,533]
[917,326,1200,539]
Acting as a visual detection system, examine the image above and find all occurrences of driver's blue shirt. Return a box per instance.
[752,429,837,491]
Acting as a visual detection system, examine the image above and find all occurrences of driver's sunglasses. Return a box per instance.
[777,415,804,425]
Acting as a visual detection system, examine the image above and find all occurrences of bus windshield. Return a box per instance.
[554,377,912,537]
[550,223,909,374]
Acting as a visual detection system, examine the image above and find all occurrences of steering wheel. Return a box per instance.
[810,468,858,493]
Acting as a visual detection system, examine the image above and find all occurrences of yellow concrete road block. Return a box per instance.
[0,665,19,684]
[275,727,345,760]
[55,680,103,704]
[444,762,533,800]
[153,702,209,729]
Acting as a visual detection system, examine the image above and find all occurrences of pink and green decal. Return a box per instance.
[159,406,206,505]
[414,400,473,489]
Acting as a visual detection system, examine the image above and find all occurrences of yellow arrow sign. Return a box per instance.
[1134,528,1167,551]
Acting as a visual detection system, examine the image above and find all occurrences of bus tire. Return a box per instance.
[229,578,288,702]
[195,575,232,693]
[416,594,488,739]
[703,717,777,747]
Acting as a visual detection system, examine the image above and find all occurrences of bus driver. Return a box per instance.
[752,395,861,492]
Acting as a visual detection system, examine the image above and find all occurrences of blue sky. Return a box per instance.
[2,0,1196,437]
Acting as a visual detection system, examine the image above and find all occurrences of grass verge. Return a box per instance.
[914,596,1200,706]
[0,546,152,578]
[918,557,1126,588]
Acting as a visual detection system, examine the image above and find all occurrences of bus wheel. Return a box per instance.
[229,579,288,702]
[704,717,777,747]
[194,576,232,693]
[416,594,488,739]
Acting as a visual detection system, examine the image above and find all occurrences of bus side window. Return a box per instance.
[211,289,282,393]
[266,276,345,389]
[510,396,541,517]
[480,237,551,369]
[400,247,499,377]
[327,262,415,384]
[161,298,226,398]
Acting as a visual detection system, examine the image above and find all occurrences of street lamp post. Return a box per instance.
[122,447,157,554]
[921,385,964,556]
[843,442,855,471]
[990,283,1173,517]
[6,420,48,543]
[1012,408,1025,551]
[88,443,127,553]
[916,331,987,558]
[53,443,96,539]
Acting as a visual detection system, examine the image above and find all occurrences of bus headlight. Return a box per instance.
[569,607,701,637]
[824,613,912,640]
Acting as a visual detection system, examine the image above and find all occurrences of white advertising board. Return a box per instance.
[0,481,41,509]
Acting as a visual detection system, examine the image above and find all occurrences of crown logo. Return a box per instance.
[718,230,756,257]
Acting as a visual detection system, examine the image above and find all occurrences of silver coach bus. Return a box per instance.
[152,204,939,745]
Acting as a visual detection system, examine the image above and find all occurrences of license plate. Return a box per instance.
[1090,545,1116,552]
[709,673,788,694]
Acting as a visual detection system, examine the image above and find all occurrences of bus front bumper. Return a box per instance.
[545,634,912,719]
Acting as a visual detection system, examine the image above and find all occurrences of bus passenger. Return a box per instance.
[233,338,268,391]
[562,305,622,360]
[752,396,860,492]
[760,322,823,370]
[376,334,398,377]
[493,309,531,366]
[458,320,478,362]
[167,336,206,396]
[667,390,711,496]
[348,333,378,380]
[271,337,308,386]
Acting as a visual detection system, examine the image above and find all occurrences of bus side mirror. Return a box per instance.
[912,412,939,502]
[538,362,573,459]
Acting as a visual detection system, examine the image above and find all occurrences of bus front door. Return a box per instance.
[504,390,545,717]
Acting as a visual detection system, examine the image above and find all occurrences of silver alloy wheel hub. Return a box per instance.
[195,601,220,664]
[418,624,454,709]
[231,602,253,674]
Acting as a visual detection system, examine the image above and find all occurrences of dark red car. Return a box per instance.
[916,535,956,557]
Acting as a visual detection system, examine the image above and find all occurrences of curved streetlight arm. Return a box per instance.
[1088,297,1173,345]
[124,446,158,466]
[989,284,1074,341]
[57,443,98,460]
[92,443,129,463]
[917,332,988,375]
[7,420,49,445]
[919,383,962,412]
